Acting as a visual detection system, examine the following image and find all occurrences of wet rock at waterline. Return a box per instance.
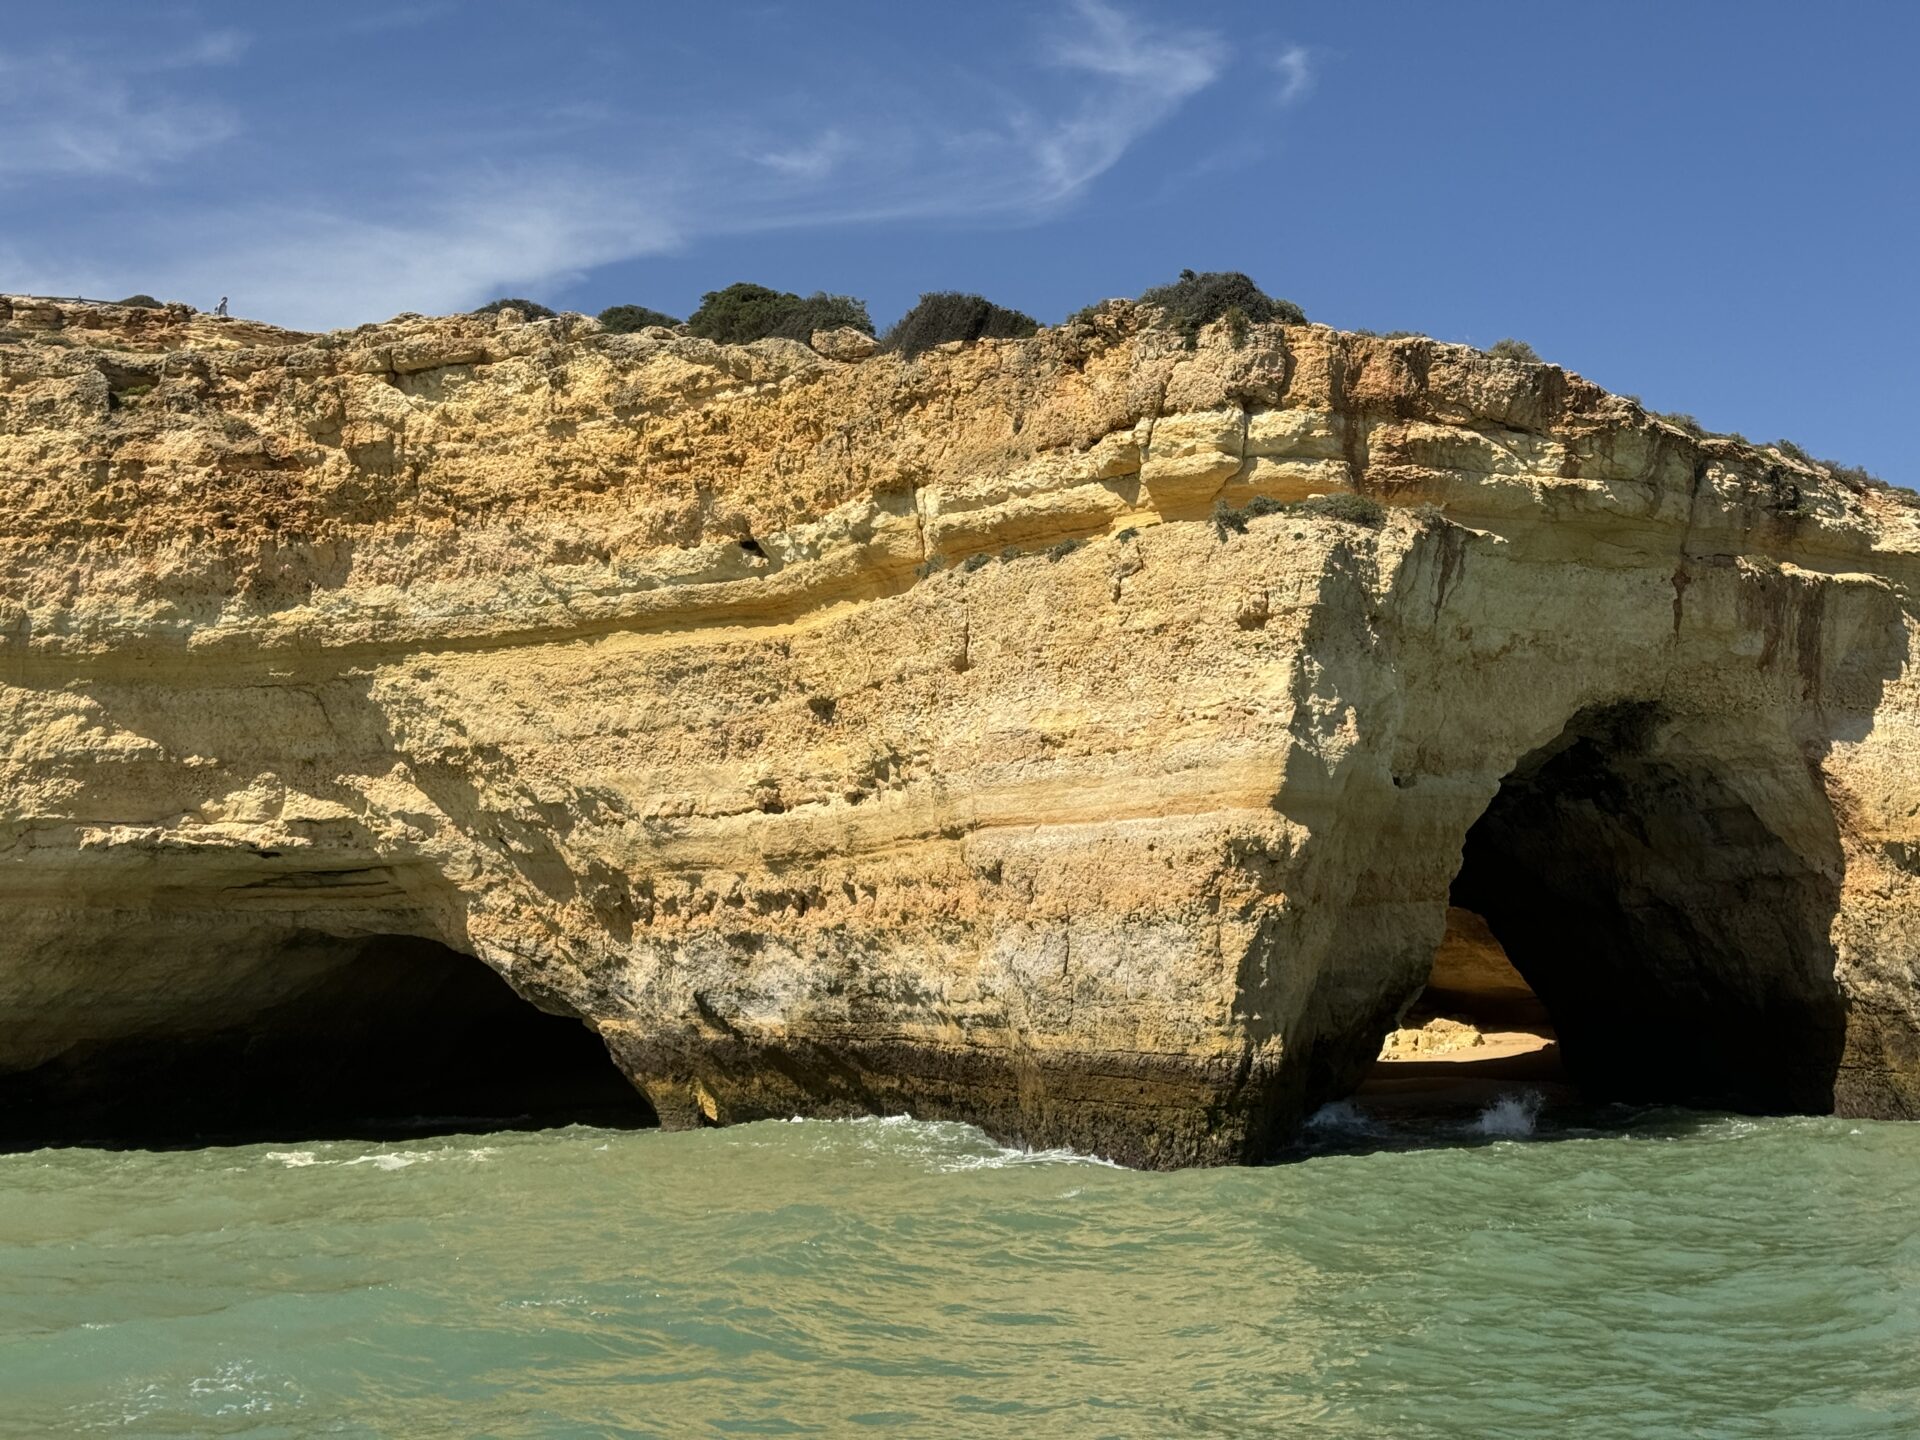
[2,293,1918,1165]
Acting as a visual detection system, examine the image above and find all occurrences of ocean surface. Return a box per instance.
[1,1103,1917,1438]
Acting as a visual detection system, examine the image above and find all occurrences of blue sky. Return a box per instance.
[4,2,1914,480]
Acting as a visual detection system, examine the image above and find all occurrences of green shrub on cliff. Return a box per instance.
[881,292,1039,358]
[1214,491,1383,537]
[598,304,681,333]
[1213,494,1289,535]
[1655,411,1708,437]
[1139,269,1307,349]
[473,297,556,319]
[1307,492,1387,527]
[116,294,164,309]
[1823,459,1887,491]
[1487,337,1541,362]
[686,283,872,345]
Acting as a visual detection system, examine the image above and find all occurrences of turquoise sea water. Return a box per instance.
[1,1107,1916,1437]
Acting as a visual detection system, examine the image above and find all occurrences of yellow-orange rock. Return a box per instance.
[2,293,1917,1164]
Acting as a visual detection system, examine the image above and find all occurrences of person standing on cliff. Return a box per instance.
[214,296,228,318]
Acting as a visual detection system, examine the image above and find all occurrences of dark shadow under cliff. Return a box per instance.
[0,934,655,1150]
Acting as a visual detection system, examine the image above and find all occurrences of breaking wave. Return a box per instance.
[1471,1090,1544,1138]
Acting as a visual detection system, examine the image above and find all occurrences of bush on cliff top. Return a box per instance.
[116,294,164,309]
[598,303,681,333]
[686,283,872,345]
[1822,459,1888,491]
[1487,337,1541,362]
[881,292,1039,358]
[1139,269,1307,348]
[1766,437,1888,490]
[473,297,557,319]
[1650,418,1895,494]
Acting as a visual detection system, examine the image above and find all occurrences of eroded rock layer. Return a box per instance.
[3,293,1918,1164]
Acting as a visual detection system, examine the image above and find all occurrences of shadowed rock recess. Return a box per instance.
[3,293,1918,1165]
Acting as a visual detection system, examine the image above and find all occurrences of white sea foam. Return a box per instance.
[794,1112,1122,1171]
[186,1360,289,1416]
[267,1143,501,1171]
[936,1143,1123,1173]
[1471,1090,1543,1138]
[1304,1100,1376,1135]
[352,1153,418,1171]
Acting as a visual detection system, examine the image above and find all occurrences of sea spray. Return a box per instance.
[1304,1099,1378,1135]
[1471,1089,1544,1137]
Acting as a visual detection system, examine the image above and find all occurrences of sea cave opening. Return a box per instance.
[0,933,655,1149]
[1362,702,1847,1118]
[1358,906,1568,1114]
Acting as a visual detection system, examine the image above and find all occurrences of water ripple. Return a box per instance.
[0,1114,1914,1435]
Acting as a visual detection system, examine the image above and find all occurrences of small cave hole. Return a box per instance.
[1358,907,1567,1117]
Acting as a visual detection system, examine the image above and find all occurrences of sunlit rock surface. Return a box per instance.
[2,292,1917,1165]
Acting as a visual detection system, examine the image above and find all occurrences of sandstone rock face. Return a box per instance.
[809,326,879,362]
[2,293,1917,1165]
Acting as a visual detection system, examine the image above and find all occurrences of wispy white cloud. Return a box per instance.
[735,0,1226,223]
[1019,0,1225,202]
[53,169,684,329]
[5,3,1311,328]
[1049,0,1220,90]
[1272,44,1316,105]
[164,29,250,68]
[0,34,244,181]
[753,129,853,182]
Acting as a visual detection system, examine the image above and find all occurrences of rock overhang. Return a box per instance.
[1,295,1916,1163]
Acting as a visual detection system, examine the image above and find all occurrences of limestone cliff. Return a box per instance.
[3,292,1917,1165]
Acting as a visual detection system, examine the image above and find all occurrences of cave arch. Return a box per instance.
[0,932,655,1148]
[1446,702,1847,1112]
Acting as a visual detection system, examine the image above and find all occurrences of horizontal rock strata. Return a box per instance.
[2,293,1917,1164]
